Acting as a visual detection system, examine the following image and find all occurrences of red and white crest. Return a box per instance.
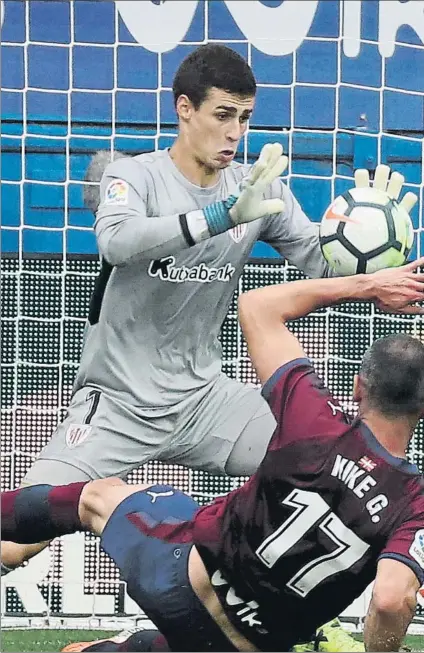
[66,423,92,448]
[358,456,377,472]
[229,224,247,243]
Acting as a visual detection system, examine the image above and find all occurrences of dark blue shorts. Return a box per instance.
[101,485,237,652]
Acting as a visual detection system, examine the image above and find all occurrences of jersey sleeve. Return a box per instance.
[95,158,190,266]
[259,179,333,279]
[262,358,350,448]
[378,505,424,585]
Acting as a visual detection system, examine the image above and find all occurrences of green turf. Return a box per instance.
[398,634,424,650]
[352,633,424,651]
[401,633,424,650]
[0,630,116,653]
[1,629,424,652]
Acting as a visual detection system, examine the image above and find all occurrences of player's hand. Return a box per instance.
[229,143,288,225]
[354,164,418,215]
[370,257,424,314]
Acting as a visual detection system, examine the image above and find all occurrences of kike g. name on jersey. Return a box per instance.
[193,359,424,651]
[330,453,389,523]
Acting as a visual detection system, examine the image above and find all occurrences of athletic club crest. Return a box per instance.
[229,224,247,243]
[65,423,92,448]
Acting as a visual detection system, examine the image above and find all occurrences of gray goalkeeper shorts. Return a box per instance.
[23,373,276,485]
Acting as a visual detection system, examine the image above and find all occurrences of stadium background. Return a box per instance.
[1,0,423,632]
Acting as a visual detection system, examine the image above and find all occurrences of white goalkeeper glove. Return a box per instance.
[354,164,418,214]
[201,143,288,236]
[229,143,288,225]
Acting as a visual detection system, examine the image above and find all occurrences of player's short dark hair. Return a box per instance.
[173,44,256,109]
[359,334,424,417]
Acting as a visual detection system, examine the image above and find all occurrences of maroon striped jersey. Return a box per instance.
[193,358,424,651]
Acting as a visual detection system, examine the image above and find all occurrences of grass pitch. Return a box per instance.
[2,630,424,652]
[1,630,116,652]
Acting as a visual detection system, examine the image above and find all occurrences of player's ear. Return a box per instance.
[352,374,362,403]
[176,94,193,122]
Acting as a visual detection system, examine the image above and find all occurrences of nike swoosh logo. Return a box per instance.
[325,205,360,225]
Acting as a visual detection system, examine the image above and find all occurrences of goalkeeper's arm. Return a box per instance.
[87,145,286,266]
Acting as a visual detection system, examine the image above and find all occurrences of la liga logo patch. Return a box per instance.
[409,529,424,569]
[104,179,129,206]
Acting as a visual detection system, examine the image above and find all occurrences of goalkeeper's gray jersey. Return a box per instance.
[74,149,330,410]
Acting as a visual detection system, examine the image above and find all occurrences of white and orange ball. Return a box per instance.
[319,187,414,276]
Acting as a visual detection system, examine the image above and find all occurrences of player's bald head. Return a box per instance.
[359,333,424,418]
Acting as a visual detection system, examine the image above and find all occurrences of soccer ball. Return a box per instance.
[319,187,414,276]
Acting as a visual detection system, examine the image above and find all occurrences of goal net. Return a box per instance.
[1,0,423,628]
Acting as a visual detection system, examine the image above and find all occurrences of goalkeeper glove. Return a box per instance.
[354,164,418,214]
[201,143,288,237]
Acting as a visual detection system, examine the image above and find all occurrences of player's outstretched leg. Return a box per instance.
[1,541,50,576]
[1,477,133,544]
[1,480,95,575]
[1,461,95,575]
[2,482,89,543]
[61,627,170,652]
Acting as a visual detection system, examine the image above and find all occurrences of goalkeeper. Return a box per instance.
[3,43,333,513]
[2,43,417,653]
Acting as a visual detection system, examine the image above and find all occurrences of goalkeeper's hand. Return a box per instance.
[201,143,288,237]
[229,143,288,225]
[354,164,418,215]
